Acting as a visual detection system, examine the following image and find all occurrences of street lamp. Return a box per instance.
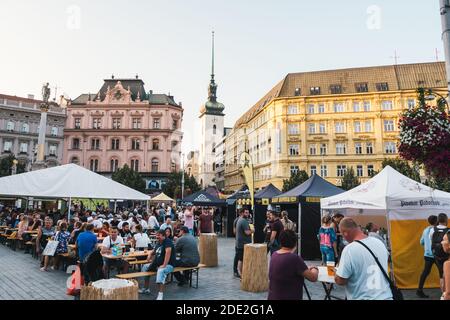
[424,88,449,111]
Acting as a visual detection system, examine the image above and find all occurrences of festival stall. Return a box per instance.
[272,175,344,260]
[320,165,450,289]
[149,192,174,204]
[181,189,226,207]
[225,185,250,237]
[253,184,282,243]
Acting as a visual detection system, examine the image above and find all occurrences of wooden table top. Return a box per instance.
[102,250,149,260]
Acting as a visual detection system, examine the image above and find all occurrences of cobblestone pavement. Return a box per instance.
[0,238,442,300]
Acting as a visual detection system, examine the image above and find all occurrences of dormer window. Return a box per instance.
[330,84,342,94]
[310,87,321,95]
[294,88,301,96]
[355,83,369,93]
[376,82,389,91]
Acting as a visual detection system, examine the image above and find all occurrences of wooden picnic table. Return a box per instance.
[316,266,344,300]
[22,230,38,234]
[102,250,149,260]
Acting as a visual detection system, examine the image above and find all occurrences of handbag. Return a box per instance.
[355,240,404,300]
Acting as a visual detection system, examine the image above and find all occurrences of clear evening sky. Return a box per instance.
[0,0,444,153]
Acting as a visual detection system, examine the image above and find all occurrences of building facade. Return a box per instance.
[63,77,183,192]
[185,151,199,178]
[224,62,447,192]
[0,94,66,170]
[214,127,232,191]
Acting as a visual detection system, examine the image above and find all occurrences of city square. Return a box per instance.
[0,0,449,307]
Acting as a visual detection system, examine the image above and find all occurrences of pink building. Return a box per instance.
[63,76,183,192]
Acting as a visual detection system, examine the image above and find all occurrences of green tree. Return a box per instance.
[111,164,146,193]
[282,170,309,192]
[341,167,360,191]
[163,171,201,199]
[0,154,26,177]
[381,158,421,182]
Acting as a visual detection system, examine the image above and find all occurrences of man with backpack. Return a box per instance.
[430,213,449,295]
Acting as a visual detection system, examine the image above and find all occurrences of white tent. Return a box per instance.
[0,163,150,201]
[320,165,450,288]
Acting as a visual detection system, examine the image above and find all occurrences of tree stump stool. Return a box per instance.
[199,233,218,267]
[80,279,138,300]
[240,243,269,293]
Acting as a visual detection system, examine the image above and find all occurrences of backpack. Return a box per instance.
[431,227,449,261]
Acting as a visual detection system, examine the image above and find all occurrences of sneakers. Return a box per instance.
[156,292,164,300]
[138,288,151,295]
[40,267,48,272]
[234,272,241,279]
[416,290,429,299]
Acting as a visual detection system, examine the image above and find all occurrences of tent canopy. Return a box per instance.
[320,165,450,219]
[255,183,282,200]
[272,174,344,204]
[181,189,226,206]
[150,192,174,202]
[0,163,150,201]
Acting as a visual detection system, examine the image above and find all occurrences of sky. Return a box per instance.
[0,0,445,154]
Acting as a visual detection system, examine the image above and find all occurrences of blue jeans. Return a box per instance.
[320,245,335,264]
[156,265,174,284]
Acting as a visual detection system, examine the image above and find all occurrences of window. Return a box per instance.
[212,142,216,153]
[112,118,121,129]
[308,123,316,134]
[130,159,139,171]
[320,143,327,155]
[335,122,345,133]
[330,84,342,94]
[287,105,298,114]
[310,165,317,176]
[318,104,325,113]
[3,141,12,152]
[90,159,99,172]
[74,118,81,129]
[307,104,315,114]
[310,87,320,95]
[363,101,371,112]
[21,123,29,133]
[368,165,375,176]
[319,123,326,134]
[213,125,217,135]
[132,118,141,129]
[321,165,328,177]
[20,142,28,153]
[49,145,57,156]
[366,142,374,154]
[337,165,347,177]
[91,139,100,150]
[407,99,416,110]
[153,118,160,129]
[376,83,389,91]
[131,138,140,150]
[336,143,346,155]
[289,144,299,156]
[151,158,159,172]
[110,159,119,172]
[71,157,79,165]
[309,144,316,155]
[294,88,301,96]
[385,142,397,154]
[354,121,362,133]
[111,138,120,150]
[334,103,344,113]
[356,165,363,177]
[365,120,372,132]
[384,120,395,132]
[72,138,80,150]
[355,142,362,154]
[171,161,177,172]
[152,139,160,150]
[381,100,393,110]
[355,83,369,93]
[51,127,58,136]
[353,102,360,112]
[6,121,14,131]
[290,166,299,175]
[288,124,299,135]
[173,120,178,130]
[92,118,101,129]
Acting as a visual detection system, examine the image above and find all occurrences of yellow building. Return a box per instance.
[224,62,447,193]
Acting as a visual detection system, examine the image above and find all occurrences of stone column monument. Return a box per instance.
[32,82,51,171]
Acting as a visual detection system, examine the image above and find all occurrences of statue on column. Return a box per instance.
[41,82,50,111]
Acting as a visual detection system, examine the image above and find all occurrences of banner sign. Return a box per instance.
[239,152,254,209]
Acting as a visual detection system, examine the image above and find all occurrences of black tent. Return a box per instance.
[225,185,249,237]
[271,175,344,260]
[253,184,282,243]
[181,189,226,206]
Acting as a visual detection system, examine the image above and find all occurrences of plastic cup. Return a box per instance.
[327,261,335,277]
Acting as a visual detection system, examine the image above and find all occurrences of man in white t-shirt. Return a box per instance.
[148,212,159,231]
[335,217,393,300]
[101,227,129,277]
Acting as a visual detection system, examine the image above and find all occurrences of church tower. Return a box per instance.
[198,31,225,188]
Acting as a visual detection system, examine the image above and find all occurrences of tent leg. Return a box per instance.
[68,197,71,220]
[386,211,396,283]
[114,200,117,214]
[298,204,302,256]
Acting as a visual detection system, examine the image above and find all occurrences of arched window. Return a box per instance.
[151,158,159,172]
[110,159,119,172]
[152,139,160,150]
[71,157,80,165]
[21,123,29,133]
[89,158,99,172]
[213,125,217,135]
[131,159,139,171]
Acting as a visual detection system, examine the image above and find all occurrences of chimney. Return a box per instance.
[27,94,34,100]
[149,90,153,95]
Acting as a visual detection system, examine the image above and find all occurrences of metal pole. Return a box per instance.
[68,197,71,220]
[298,203,302,256]
[181,153,185,200]
[440,0,450,104]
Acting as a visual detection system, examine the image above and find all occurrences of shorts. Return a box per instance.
[103,258,127,269]
[320,245,335,264]
[156,265,174,284]
[436,258,445,278]
[235,248,244,261]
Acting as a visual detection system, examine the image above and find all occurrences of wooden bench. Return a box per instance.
[116,264,206,289]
